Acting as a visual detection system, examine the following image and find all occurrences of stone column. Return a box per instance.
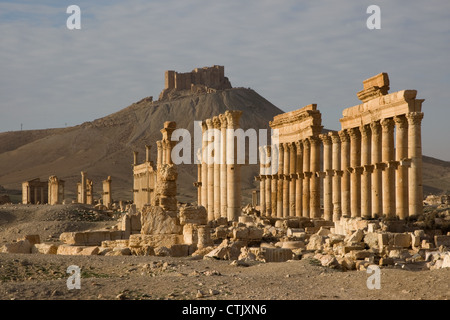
[270,144,278,217]
[156,141,163,168]
[264,146,272,217]
[302,139,310,218]
[360,125,372,219]
[288,143,296,217]
[277,143,284,218]
[196,164,202,205]
[381,118,395,218]
[102,176,112,208]
[339,130,350,217]
[406,112,424,216]
[329,132,342,221]
[394,115,409,219]
[348,128,361,218]
[145,145,151,163]
[370,121,382,218]
[259,146,266,214]
[80,171,87,204]
[310,137,321,219]
[295,141,303,217]
[133,151,139,166]
[283,143,290,218]
[321,134,332,221]
[201,121,208,210]
[226,110,243,222]
[219,114,228,218]
[206,118,214,220]
[213,116,221,219]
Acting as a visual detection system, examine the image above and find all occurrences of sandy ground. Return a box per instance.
[0,204,449,301]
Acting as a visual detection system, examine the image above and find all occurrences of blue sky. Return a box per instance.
[1,0,449,160]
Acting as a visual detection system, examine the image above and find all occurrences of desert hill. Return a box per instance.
[0,87,284,203]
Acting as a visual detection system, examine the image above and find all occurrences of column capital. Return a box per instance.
[309,136,321,146]
[338,130,350,142]
[212,116,221,129]
[360,124,371,139]
[394,114,408,129]
[370,121,381,135]
[319,133,331,145]
[218,113,228,128]
[406,112,424,125]
[286,142,296,151]
[380,118,395,132]
[348,127,361,139]
[278,143,284,153]
[329,131,340,144]
[205,118,214,129]
[225,110,243,128]
[264,145,272,156]
[201,120,208,132]
[303,138,311,148]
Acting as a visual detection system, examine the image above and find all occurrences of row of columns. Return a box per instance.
[258,112,423,220]
[195,110,243,222]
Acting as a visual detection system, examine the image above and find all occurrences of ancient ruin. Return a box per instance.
[102,176,112,209]
[159,65,232,100]
[258,73,425,221]
[22,176,65,205]
[194,110,243,222]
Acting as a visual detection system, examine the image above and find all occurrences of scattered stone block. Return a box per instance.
[343,243,366,253]
[140,205,182,235]
[345,229,364,243]
[281,241,305,249]
[434,235,450,248]
[21,235,40,246]
[306,234,325,251]
[232,227,263,241]
[393,233,411,248]
[179,205,207,225]
[129,234,183,248]
[379,257,395,266]
[57,245,83,255]
[1,240,31,254]
[32,243,58,254]
[351,250,374,260]
[364,232,379,249]
[170,244,190,257]
[316,227,331,236]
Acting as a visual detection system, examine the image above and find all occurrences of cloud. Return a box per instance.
[0,0,449,160]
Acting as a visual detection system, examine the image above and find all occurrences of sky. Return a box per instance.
[0,0,449,160]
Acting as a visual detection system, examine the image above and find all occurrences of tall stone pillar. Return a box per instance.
[295,141,303,217]
[288,143,296,217]
[102,176,112,208]
[195,164,202,205]
[219,114,228,218]
[145,145,151,163]
[370,121,382,217]
[381,118,395,218]
[339,130,350,217]
[213,116,221,219]
[320,134,332,221]
[302,139,310,218]
[283,143,290,218]
[270,144,278,217]
[349,128,361,218]
[406,112,424,216]
[156,141,163,168]
[264,146,272,217]
[329,132,342,221]
[259,146,266,214]
[226,110,243,222]
[310,137,321,219]
[277,143,284,218]
[133,151,139,166]
[394,115,409,219]
[360,125,372,219]
[80,171,87,204]
[201,121,208,210]
[205,118,214,220]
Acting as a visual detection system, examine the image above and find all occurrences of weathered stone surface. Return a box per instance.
[130,246,154,256]
[286,228,306,238]
[343,243,366,253]
[183,224,198,245]
[316,227,331,236]
[351,250,374,260]
[306,234,325,251]
[57,245,83,255]
[105,247,132,256]
[140,205,182,235]
[281,241,305,249]
[60,230,123,246]
[252,247,293,262]
[179,205,207,225]
[363,232,379,249]
[32,243,58,254]
[434,235,450,247]
[79,246,100,256]
[393,233,411,248]
[232,227,263,241]
[315,253,340,268]
[21,235,40,246]
[326,234,345,246]
[204,240,246,260]
[1,240,31,254]
[388,249,411,259]
[129,234,183,248]
[345,229,364,243]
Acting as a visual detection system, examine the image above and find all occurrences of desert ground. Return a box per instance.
[0,204,448,301]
